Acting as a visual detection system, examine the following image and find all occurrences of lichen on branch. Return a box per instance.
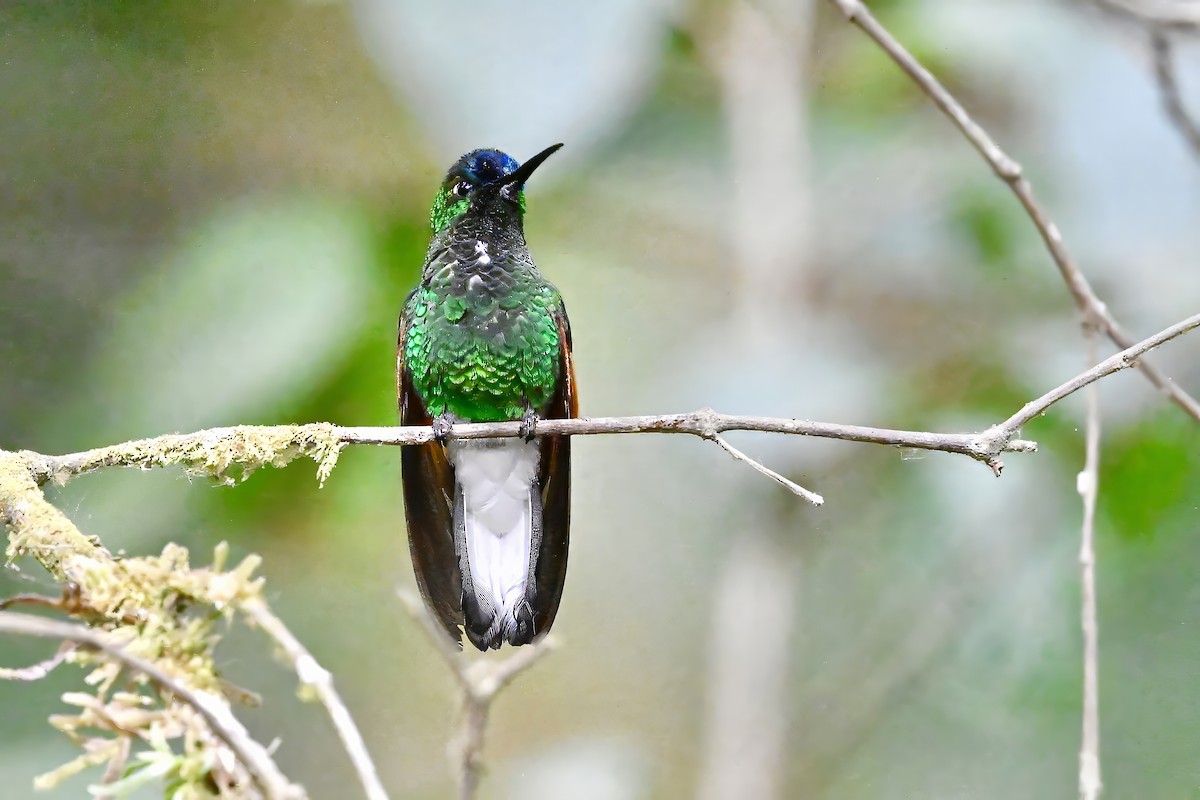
[0,447,296,797]
[23,423,346,489]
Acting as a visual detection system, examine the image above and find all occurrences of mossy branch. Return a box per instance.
[20,423,347,491]
[1,442,336,798]
[0,611,303,799]
[1,443,297,797]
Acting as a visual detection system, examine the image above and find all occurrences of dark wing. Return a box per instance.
[398,301,463,646]
[531,300,578,639]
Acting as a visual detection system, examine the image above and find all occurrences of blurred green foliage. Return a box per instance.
[1104,411,1200,540]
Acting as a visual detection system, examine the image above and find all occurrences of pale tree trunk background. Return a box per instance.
[696,1,815,798]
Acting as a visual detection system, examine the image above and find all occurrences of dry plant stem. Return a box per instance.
[824,0,1200,423]
[0,610,304,800]
[1151,30,1200,159]
[397,592,554,800]
[1078,336,1103,800]
[242,599,389,800]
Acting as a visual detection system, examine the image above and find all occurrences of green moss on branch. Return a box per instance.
[24,423,345,489]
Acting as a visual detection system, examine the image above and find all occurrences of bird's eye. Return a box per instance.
[452,181,472,198]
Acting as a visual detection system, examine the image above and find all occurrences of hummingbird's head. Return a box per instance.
[429,143,563,234]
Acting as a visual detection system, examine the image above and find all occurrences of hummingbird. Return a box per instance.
[397,144,577,651]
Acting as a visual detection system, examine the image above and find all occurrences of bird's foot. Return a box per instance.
[518,408,540,441]
[431,414,454,443]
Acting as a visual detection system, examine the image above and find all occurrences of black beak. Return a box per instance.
[504,143,564,189]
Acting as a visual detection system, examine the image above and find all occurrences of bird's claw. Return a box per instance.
[431,414,454,443]
[518,409,540,441]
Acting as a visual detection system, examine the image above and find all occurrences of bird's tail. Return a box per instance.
[449,438,543,650]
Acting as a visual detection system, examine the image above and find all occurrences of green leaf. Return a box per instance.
[1102,411,1200,540]
[62,195,380,439]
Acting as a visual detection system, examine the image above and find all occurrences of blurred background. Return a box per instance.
[2,0,1199,797]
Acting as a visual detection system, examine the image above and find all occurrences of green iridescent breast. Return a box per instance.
[402,258,562,423]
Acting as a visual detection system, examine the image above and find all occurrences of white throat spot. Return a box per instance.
[474,240,492,266]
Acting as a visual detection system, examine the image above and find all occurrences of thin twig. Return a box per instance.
[994,311,1200,433]
[475,639,555,697]
[1151,29,1200,159]
[455,641,555,800]
[0,641,73,681]
[823,0,1200,423]
[0,593,71,612]
[242,599,389,800]
[0,610,304,800]
[713,433,824,505]
[1094,0,1200,29]
[1078,336,1103,800]
[397,591,554,800]
[1093,1,1200,157]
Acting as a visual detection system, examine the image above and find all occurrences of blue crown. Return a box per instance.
[452,149,520,186]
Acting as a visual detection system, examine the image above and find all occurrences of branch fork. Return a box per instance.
[397,591,553,800]
[824,0,1200,423]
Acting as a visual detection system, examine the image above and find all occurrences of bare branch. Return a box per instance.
[18,414,1036,500]
[24,414,1031,484]
[397,591,554,800]
[996,311,1200,433]
[0,641,73,681]
[713,434,824,505]
[1151,29,1200,159]
[242,599,389,800]
[823,0,1200,423]
[1083,2,1200,160]
[5,312,1197,512]
[473,637,556,700]
[1094,0,1200,29]
[0,610,304,800]
[1078,336,1104,800]
[452,688,493,800]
